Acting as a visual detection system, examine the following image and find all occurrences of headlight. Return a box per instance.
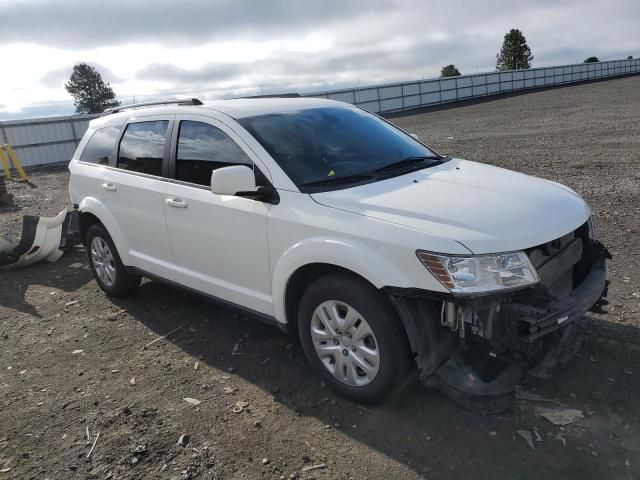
[416,250,539,294]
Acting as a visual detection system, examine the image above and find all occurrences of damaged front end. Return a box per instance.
[387,220,609,400]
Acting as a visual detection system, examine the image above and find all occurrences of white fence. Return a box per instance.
[308,58,640,113]
[0,114,98,168]
[1,58,638,168]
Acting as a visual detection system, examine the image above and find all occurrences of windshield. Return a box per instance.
[238,107,442,191]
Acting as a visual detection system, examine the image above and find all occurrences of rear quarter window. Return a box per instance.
[79,126,120,165]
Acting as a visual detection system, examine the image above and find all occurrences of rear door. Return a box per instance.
[72,123,123,220]
[105,115,176,277]
[162,115,273,315]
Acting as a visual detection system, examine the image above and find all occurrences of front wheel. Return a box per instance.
[297,273,413,404]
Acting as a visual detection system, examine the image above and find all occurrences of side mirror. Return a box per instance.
[211,165,257,196]
[409,133,420,140]
[210,165,280,204]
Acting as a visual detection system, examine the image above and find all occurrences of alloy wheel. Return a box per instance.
[90,236,116,287]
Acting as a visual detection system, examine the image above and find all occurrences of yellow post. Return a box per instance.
[0,146,11,179]
[4,144,28,181]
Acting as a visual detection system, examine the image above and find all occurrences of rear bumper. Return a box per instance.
[0,209,67,270]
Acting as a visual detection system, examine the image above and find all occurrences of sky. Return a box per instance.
[0,0,638,120]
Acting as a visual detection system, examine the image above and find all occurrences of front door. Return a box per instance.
[162,116,273,315]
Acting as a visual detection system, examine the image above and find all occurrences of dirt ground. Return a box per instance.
[1,76,639,480]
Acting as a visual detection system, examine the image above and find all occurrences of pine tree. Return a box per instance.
[440,65,461,77]
[496,29,533,71]
[65,63,120,114]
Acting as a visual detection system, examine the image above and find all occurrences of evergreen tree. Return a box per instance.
[65,63,120,114]
[496,29,533,71]
[440,65,461,77]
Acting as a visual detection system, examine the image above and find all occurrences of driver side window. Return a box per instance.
[176,120,253,187]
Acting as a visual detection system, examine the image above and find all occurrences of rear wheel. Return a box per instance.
[297,273,413,403]
[86,223,140,297]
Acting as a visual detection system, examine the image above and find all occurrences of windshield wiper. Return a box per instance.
[301,173,375,188]
[373,155,443,175]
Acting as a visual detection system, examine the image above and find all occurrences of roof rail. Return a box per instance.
[104,98,203,114]
[237,93,301,99]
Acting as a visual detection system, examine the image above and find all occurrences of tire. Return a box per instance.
[297,273,413,404]
[85,223,140,297]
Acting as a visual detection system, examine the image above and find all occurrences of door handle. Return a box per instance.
[165,198,188,208]
[101,183,117,192]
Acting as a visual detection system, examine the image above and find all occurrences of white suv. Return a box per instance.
[69,97,608,403]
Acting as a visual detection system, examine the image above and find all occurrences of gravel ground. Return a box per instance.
[1,76,639,480]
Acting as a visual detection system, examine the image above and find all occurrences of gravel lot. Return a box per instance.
[1,76,639,480]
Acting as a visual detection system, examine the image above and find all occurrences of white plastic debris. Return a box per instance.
[537,408,584,426]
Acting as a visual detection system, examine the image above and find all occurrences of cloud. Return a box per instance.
[40,63,122,88]
[0,0,393,48]
[137,62,245,84]
[1,0,639,119]
[0,100,75,121]
[131,31,498,96]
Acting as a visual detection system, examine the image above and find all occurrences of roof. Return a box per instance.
[203,97,345,119]
[88,97,346,129]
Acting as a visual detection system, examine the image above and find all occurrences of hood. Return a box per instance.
[311,158,591,254]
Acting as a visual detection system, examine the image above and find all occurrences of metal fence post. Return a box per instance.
[69,118,80,147]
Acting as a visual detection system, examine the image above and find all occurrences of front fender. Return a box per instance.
[271,237,416,325]
[78,196,132,265]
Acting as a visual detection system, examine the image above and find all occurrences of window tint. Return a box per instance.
[176,121,252,186]
[238,107,439,190]
[80,126,120,165]
[117,120,169,176]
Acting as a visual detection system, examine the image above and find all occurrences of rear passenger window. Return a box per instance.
[80,126,120,165]
[176,121,252,186]
[117,120,169,176]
